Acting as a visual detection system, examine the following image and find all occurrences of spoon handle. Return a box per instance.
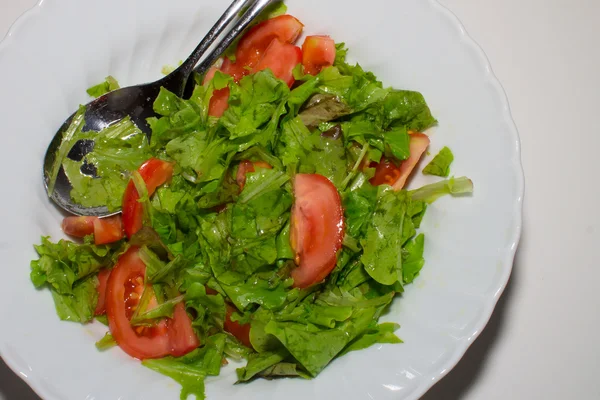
[163,0,272,95]
[178,0,255,76]
[192,0,272,76]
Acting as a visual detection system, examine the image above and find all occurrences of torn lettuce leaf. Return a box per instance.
[410,176,473,204]
[62,116,151,211]
[143,334,227,400]
[86,76,120,98]
[33,33,475,400]
[51,276,98,323]
[423,146,454,177]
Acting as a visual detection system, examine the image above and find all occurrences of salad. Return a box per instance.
[31,4,472,399]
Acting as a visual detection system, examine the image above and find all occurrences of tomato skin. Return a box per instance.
[236,160,272,190]
[208,87,231,117]
[235,15,304,69]
[302,35,336,75]
[252,39,302,87]
[290,174,344,288]
[62,215,124,245]
[369,133,430,189]
[224,304,252,348]
[93,215,124,245]
[122,158,174,238]
[94,268,111,316]
[206,15,303,117]
[62,216,95,237]
[106,247,199,360]
[106,247,171,359]
[168,303,200,357]
[369,158,402,187]
[220,57,248,84]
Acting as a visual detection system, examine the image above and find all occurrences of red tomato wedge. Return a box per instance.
[61,216,94,237]
[290,174,344,288]
[369,132,430,189]
[203,287,252,348]
[61,215,124,245]
[204,64,231,117]
[208,88,231,117]
[206,15,303,117]
[220,57,248,84]
[106,247,199,360]
[94,268,112,316]
[122,158,174,238]
[369,158,402,187]
[235,15,304,69]
[106,248,170,359]
[224,304,252,348]
[93,215,124,245]
[168,303,200,357]
[302,35,336,75]
[252,39,302,87]
[236,160,272,190]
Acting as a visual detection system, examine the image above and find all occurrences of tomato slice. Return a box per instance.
[235,15,304,69]
[168,303,200,357]
[252,39,302,87]
[220,57,249,84]
[369,158,402,187]
[302,35,336,75]
[106,248,170,359]
[62,216,95,237]
[236,160,272,190]
[106,247,199,359]
[369,133,430,189]
[209,39,301,116]
[62,215,124,245]
[208,87,231,117]
[122,158,174,238]
[290,174,344,288]
[202,287,252,348]
[94,268,111,316]
[224,304,252,348]
[93,215,124,245]
[206,15,303,117]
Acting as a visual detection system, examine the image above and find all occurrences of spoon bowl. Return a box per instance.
[43,0,271,217]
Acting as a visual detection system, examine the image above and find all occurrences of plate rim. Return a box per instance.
[0,0,525,399]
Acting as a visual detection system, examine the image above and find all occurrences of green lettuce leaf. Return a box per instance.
[31,237,114,294]
[402,234,425,284]
[63,116,151,211]
[340,322,402,356]
[50,276,98,323]
[263,307,376,376]
[423,146,454,177]
[360,188,409,286]
[143,333,227,400]
[86,76,120,98]
[409,176,473,204]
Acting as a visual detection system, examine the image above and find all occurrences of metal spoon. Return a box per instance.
[43,0,271,217]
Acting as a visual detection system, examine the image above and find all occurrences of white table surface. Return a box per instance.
[1,0,599,399]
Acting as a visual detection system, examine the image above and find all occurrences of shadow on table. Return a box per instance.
[0,357,40,400]
[421,235,524,400]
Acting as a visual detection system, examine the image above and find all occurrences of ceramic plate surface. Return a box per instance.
[0,0,523,398]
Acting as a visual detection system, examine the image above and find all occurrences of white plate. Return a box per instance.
[0,0,524,399]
